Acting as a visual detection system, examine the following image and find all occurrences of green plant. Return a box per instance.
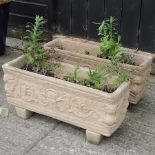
[86,67,104,89]
[116,71,131,86]
[103,68,130,92]
[98,16,133,65]
[67,66,80,83]
[66,66,105,89]
[85,64,130,92]
[98,16,117,40]
[25,16,54,75]
[66,64,130,93]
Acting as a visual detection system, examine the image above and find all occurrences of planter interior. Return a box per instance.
[44,37,153,104]
[2,55,130,144]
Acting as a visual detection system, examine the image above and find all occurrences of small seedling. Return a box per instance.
[66,63,130,93]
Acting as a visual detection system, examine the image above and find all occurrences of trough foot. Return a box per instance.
[15,107,32,119]
[86,130,102,145]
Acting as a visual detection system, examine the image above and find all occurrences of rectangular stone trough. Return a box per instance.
[44,37,153,104]
[2,55,130,144]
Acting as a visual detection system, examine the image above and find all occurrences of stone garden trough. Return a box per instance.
[2,55,130,144]
[44,37,153,104]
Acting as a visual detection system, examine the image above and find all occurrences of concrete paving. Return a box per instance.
[0,47,155,155]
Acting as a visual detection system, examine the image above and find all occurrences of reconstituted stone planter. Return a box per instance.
[44,37,153,104]
[2,55,130,144]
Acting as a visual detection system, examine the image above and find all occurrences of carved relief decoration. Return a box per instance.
[4,74,116,122]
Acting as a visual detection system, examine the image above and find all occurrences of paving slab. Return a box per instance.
[0,47,155,155]
[26,102,155,155]
[27,120,155,155]
[0,113,59,155]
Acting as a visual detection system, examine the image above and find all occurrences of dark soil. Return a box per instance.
[22,64,55,77]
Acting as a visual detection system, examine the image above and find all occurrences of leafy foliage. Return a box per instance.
[23,16,131,93]
[86,67,104,89]
[98,16,133,65]
[24,16,55,75]
[116,71,131,86]
[98,16,117,40]
[66,65,130,93]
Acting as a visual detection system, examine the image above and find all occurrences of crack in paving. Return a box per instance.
[23,122,61,155]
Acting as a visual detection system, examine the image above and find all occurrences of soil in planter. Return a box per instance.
[62,65,130,94]
[65,77,117,93]
[22,62,129,94]
[97,52,136,66]
[22,63,58,77]
[54,44,138,66]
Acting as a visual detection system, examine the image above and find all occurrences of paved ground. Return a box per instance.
[0,47,155,155]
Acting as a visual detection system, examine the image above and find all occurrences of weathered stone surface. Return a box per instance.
[6,37,26,50]
[44,37,153,104]
[27,121,155,155]
[2,55,129,138]
[86,130,102,145]
[0,107,8,118]
[15,107,32,119]
[151,57,155,75]
[0,113,58,155]
[135,51,155,75]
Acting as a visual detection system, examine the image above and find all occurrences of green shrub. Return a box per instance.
[86,67,105,89]
[98,16,133,65]
[24,16,56,75]
[66,65,130,93]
